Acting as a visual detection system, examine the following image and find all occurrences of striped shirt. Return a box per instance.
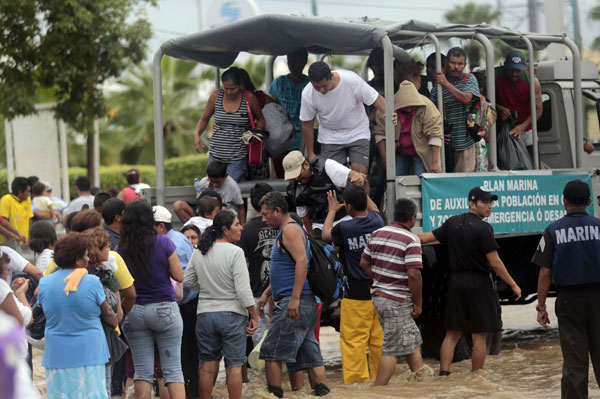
[362,222,422,302]
[209,89,250,162]
[431,73,480,151]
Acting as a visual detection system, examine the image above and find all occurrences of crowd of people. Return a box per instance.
[1,45,598,399]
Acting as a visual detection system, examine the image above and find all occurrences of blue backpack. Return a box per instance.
[306,237,348,303]
[278,225,347,303]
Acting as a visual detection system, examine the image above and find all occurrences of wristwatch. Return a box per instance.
[536,304,546,312]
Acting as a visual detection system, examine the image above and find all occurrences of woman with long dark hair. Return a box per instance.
[118,200,185,399]
[184,210,258,399]
[193,67,266,182]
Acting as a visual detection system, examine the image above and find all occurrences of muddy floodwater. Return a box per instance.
[32,298,600,398]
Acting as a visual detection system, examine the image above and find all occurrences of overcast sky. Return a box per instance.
[144,0,599,55]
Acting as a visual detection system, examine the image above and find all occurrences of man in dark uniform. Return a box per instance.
[532,179,600,399]
[419,186,521,375]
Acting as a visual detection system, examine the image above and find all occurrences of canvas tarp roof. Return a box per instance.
[160,14,561,68]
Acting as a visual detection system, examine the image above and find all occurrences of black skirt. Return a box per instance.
[444,271,501,333]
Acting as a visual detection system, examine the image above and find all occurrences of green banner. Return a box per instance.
[421,173,594,234]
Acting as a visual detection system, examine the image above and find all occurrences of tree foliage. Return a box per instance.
[102,57,208,165]
[0,0,155,175]
[444,2,504,69]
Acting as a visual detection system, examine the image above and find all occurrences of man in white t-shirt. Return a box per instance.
[282,150,366,235]
[300,62,392,182]
[64,176,95,216]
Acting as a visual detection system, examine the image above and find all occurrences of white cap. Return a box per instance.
[152,205,172,224]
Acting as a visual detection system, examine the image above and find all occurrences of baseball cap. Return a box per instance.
[282,151,306,180]
[563,179,590,205]
[152,205,172,223]
[504,50,526,71]
[468,187,498,203]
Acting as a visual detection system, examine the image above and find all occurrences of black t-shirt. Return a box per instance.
[237,217,278,297]
[433,212,499,274]
[331,212,385,300]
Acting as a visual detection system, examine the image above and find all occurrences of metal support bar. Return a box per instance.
[381,36,396,222]
[152,49,166,205]
[426,33,445,172]
[215,67,221,89]
[474,33,497,168]
[521,35,540,169]
[58,120,70,203]
[360,57,369,80]
[266,55,276,88]
[562,36,583,168]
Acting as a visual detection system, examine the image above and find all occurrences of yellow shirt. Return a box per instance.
[44,251,135,290]
[0,194,34,243]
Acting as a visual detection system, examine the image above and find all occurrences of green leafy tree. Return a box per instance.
[444,2,502,68]
[0,0,155,179]
[104,58,209,165]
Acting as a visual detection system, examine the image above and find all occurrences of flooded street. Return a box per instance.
[32,298,600,398]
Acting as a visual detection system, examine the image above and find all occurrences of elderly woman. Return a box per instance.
[118,200,185,399]
[38,232,117,399]
[184,210,258,399]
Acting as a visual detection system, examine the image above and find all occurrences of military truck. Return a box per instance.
[143,15,600,359]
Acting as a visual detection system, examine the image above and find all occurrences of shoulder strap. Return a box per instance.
[461,72,473,83]
[277,222,306,260]
[243,90,256,129]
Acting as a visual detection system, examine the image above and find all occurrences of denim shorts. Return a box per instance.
[122,301,184,384]
[259,295,324,373]
[196,311,248,368]
[208,154,247,183]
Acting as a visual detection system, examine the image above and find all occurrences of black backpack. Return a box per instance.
[278,224,347,303]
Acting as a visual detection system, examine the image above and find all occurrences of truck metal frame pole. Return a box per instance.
[524,34,583,168]
[266,55,276,88]
[426,33,445,171]
[152,49,166,205]
[563,36,583,168]
[522,35,540,169]
[473,33,497,168]
[381,36,396,222]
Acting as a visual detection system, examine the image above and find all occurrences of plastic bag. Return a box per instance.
[497,115,533,170]
[477,139,489,172]
[262,103,295,157]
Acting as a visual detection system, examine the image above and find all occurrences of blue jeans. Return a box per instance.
[259,295,324,373]
[196,311,248,368]
[396,153,426,176]
[122,302,184,384]
[208,154,247,183]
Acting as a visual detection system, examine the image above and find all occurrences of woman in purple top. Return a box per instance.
[118,201,185,399]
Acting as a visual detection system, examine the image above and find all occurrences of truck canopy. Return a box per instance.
[160,15,555,66]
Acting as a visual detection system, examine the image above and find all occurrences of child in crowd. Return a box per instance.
[184,195,221,234]
[31,182,60,224]
[29,222,57,274]
[173,161,246,224]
